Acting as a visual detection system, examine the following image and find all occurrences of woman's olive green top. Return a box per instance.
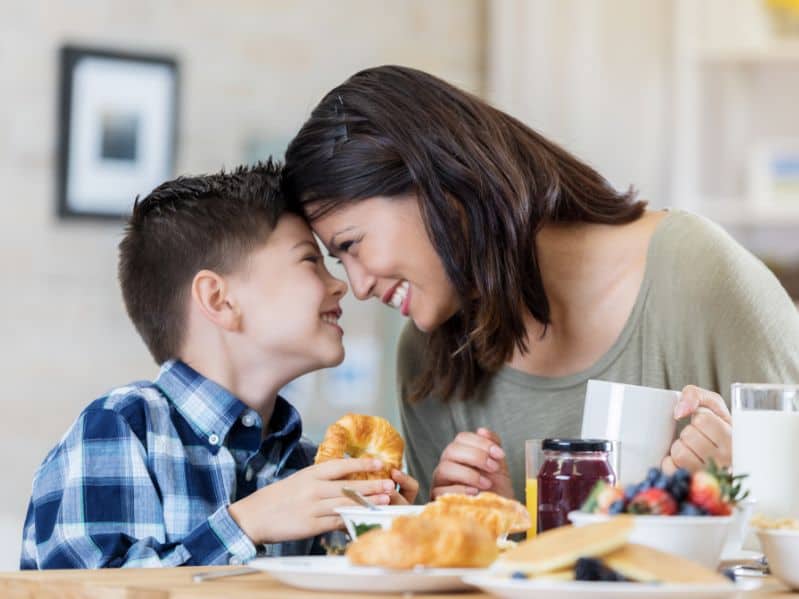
[397,210,799,502]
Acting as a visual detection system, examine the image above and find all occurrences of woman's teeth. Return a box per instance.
[389,280,409,309]
[321,312,340,325]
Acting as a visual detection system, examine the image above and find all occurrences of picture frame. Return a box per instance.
[746,139,799,217]
[57,45,179,219]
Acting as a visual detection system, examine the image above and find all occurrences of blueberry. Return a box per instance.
[575,557,625,582]
[667,480,689,502]
[624,484,639,499]
[673,468,691,482]
[646,467,662,483]
[608,500,626,514]
[654,473,670,489]
[510,571,529,580]
[679,502,706,516]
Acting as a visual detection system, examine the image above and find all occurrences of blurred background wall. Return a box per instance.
[1,0,797,570]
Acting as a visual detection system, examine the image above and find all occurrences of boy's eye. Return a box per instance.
[303,254,321,264]
[339,241,354,253]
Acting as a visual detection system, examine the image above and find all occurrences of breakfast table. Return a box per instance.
[0,565,795,598]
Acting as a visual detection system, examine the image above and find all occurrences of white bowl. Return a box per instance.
[722,499,757,557]
[756,529,799,590]
[335,505,425,539]
[568,511,732,568]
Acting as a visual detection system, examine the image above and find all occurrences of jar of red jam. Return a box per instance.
[537,438,617,532]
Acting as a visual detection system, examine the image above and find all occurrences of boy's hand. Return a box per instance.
[389,469,419,505]
[228,458,394,544]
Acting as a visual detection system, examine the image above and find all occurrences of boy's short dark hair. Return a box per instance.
[119,159,287,364]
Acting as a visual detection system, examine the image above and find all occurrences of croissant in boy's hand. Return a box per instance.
[315,414,404,480]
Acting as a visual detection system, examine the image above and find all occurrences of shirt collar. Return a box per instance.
[265,392,303,446]
[155,360,247,453]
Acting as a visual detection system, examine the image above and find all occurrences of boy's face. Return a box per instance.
[228,213,347,373]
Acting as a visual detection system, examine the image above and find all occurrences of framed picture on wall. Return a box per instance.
[57,46,179,219]
[746,139,799,217]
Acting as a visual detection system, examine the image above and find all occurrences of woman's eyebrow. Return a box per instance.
[329,226,357,249]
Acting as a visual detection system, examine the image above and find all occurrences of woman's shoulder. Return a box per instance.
[646,209,796,332]
[648,209,774,295]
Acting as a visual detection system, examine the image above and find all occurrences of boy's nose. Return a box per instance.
[330,275,348,297]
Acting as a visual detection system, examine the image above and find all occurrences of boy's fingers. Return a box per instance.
[314,458,384,480]
[311,514,347,535]
[392,469,419,503]
[336,478,396,498]
[391,469,418,491]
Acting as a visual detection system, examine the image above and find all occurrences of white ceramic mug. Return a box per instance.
[581,380,680,486]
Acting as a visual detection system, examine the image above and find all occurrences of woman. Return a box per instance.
[283,66,799,503]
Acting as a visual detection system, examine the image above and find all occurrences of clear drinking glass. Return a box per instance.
[524,439,544,539]
[732,384,799,519]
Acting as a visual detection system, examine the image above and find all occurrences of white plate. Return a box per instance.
[720,547,763,562]
[462,573,760,599]
[250,556,486,593]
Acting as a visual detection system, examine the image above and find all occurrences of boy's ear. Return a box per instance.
[191,269,241,331]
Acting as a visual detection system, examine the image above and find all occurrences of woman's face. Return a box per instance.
[311,194,459,332]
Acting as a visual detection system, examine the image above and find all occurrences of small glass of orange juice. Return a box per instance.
[524,439,544,538]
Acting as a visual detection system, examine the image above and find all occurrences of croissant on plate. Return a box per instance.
[421,491,532,538]
[346,514,499,569]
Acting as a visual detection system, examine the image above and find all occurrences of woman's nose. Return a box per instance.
[347,262,376,300]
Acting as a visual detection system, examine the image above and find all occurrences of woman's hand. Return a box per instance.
[430,428,515,500]
[661,385,732,474]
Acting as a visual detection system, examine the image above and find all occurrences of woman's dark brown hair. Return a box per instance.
[283,65,646,403]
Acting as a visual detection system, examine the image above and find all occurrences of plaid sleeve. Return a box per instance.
[20,407,256,568]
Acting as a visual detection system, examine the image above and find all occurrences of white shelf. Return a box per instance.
[699,197,799,227]
[698,40,799,63]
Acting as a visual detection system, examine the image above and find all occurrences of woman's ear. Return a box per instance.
[191,269,241,331]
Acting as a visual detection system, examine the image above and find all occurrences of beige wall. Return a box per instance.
[0,0,485,570]
[487,0,674,206]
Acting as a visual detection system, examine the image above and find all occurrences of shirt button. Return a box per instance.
[241,411,257,427]
[229,555,242,565]
[208,433,220,446]
[245,467,254,482]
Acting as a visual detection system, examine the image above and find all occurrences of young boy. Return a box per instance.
[20,161,417,569]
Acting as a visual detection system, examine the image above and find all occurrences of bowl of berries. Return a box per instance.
[569,462,748,568]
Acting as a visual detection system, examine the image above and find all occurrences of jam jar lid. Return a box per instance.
[542,438,613,452]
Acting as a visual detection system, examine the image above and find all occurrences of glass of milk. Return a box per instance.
[732,383,799,521]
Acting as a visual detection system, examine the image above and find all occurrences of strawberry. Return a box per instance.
[581,481,625,514]
[688,460,748,516]
[628,488,677,515]
[689,471,729,515]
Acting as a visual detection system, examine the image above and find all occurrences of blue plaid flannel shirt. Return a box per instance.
[20,360,321,569]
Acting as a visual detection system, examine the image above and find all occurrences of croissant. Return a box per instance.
[422,491,532,538]
[346,514,498,569]
[315,414,404,480]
